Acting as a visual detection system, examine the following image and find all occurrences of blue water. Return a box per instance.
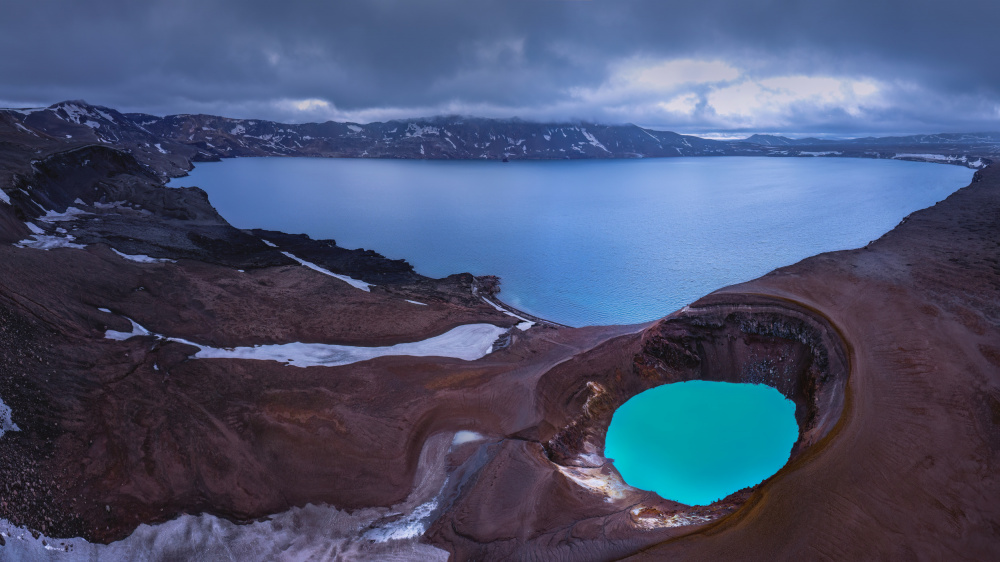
[605,381,799,506]
[168,157,970,326]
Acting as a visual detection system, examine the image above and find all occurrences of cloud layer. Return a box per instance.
[1,0,997,134]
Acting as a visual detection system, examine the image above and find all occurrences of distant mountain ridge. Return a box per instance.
[1,101,995,177]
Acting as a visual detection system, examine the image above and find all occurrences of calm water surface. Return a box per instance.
[169,157,970,326]
[604,381,799,506]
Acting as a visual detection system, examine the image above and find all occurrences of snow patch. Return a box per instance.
[893,153,965,163]
[94,108,116,122]
[93,200,131,210]
[0,503,449,561]
[261,239,277,247]
[580,128,610,153]
[14,122,37,136]
[105,317,507,367]
[281,251,373,291]
[482,297,534,330]
[362,497,439,543]
[154,143,168,154]
[56,103,91,124]
[451,431,484,446]
[105,318,151,341]
[0,396,20,438]
[0,190,9,205]
[799,151,842,156]
[406,124,440,137]
[405,299,427,306]
[347,124,363,133]
[112,249,176,263]
[15,234,87,250]
[38,206,89,222]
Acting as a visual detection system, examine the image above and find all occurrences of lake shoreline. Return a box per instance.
[170,155,973,327]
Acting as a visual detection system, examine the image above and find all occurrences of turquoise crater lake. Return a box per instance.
[168,156,971,326]
[605,381,799,506]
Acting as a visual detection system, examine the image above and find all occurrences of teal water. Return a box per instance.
[605,381,799,506]
[168,157,971,326]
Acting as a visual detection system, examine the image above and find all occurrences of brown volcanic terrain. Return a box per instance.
[0,103,997,559]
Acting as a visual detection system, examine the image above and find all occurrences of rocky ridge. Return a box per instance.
[3,101,996,174]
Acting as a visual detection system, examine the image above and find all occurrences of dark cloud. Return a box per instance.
[1,0,997,133]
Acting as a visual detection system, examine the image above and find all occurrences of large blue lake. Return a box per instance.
[169,157,971,326]
[605,381,799,506]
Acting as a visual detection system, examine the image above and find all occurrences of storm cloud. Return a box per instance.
[1,0,997,134]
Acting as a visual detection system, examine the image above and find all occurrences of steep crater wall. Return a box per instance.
[541,294,849,493]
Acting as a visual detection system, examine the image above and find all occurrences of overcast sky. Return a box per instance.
[2,0,997,135]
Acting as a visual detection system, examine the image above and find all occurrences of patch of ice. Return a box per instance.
[5,107,45,115]
[0,396,20,438]
[57,102,90,124]
[14,122,37,136]
[94,108,116,122]
[93,200,130,209]
[893,153,963,162]
[104,318,151,341]
[112,248,176,263]
[105,318,506,367]
[580,128,610,153]
[38,206,89,222]
[362,497,439,543]
[405,299,427,306]
[281,251,373,291]
[451,431,484,446]
[0,502,450,561]
[405,124,439,137]
[482,297,534,329]
[15,232,86,250]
